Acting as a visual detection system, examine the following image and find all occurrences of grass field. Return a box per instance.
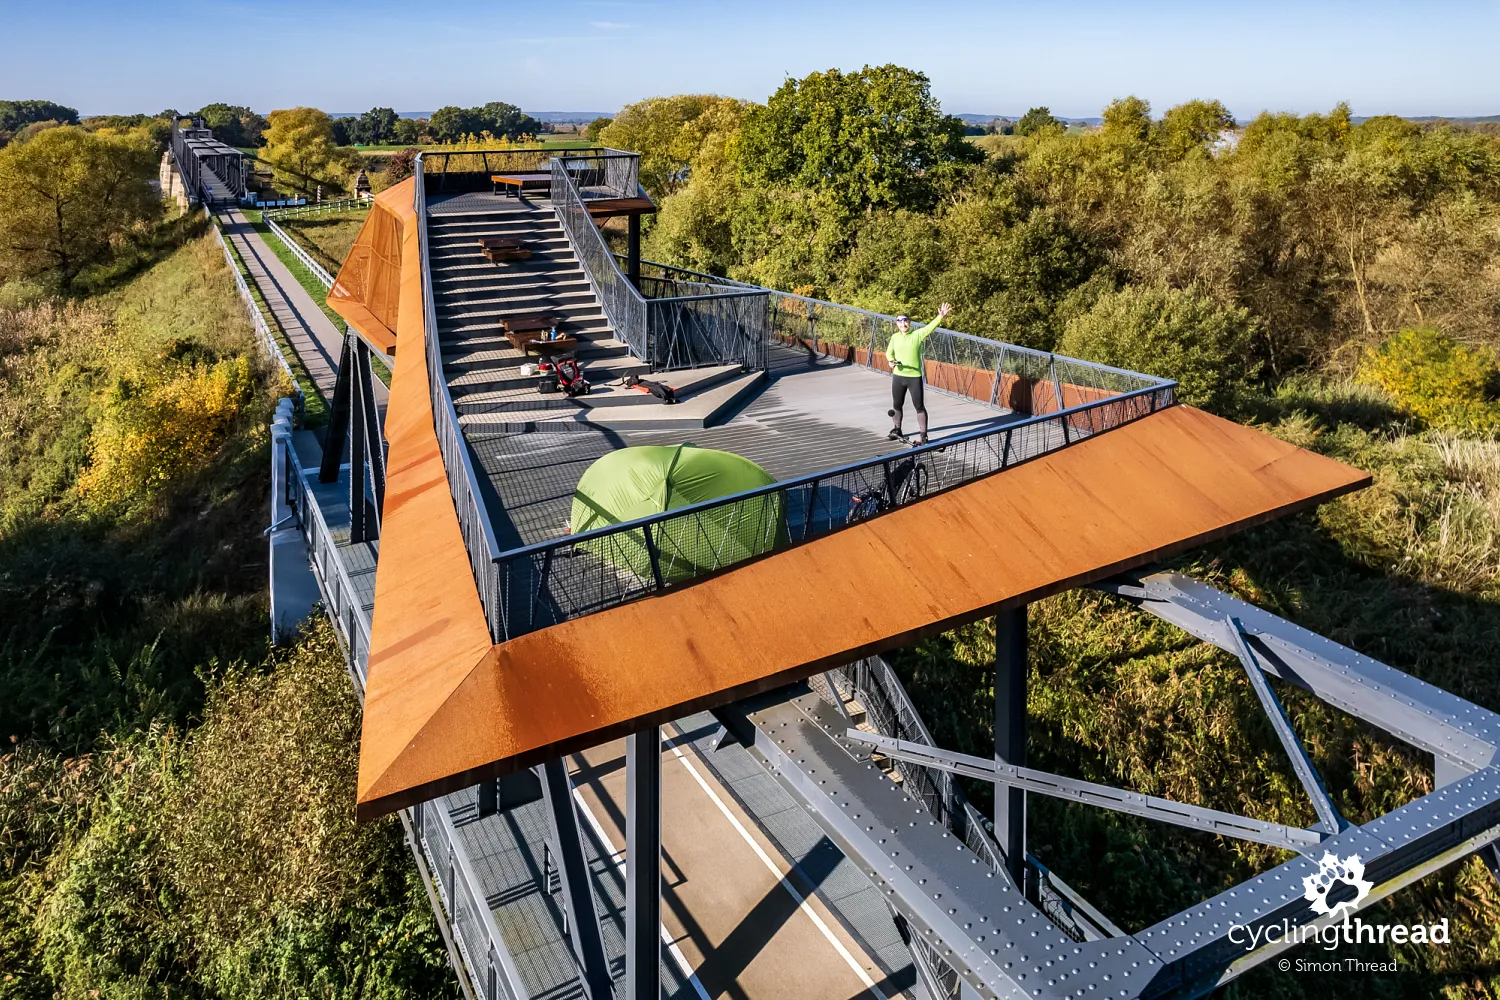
[246,208,392,386]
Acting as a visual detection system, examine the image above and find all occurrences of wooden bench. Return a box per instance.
[478,237,531,263]
[489,172,552,198]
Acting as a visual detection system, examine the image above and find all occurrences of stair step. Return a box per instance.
[448,355,651,396]
[443,334,629,362]
[454,370,766,432]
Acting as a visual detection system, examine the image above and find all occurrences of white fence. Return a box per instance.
[209,210,304,412]
[263,214,336,289]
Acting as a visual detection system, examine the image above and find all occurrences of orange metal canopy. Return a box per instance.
[326,185,405,355]
[355,384,1370,815]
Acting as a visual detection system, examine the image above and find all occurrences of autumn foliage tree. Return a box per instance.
[259,107,359,197]
[0,125,159,290]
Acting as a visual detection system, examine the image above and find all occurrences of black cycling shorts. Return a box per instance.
[891,374,926,413]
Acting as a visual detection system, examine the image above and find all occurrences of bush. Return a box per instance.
[384,147,419,183]
[1057,284,1258,409]
[1358,326,1499,432]
[76,355,253,513]
[7,623,455,1000]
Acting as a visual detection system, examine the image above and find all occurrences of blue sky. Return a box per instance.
[2,0,1497,119]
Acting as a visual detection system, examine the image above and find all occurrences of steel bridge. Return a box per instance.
[244,146,1500,1000]
[171,117,245,206]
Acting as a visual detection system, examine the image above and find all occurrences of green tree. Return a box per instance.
[1157,99,1235,160]
[1101,95,1153,142]
[1057,283,1258,409]
[0,126,159,289]
[585,116,613,142]
[391,117,422,145]
[0,99,79,134]
[474,101,542,139]
[259,108,359,197]
[599,94,746,196]
[426,105,475,142]
[1015,106,1063,137]
[354,107,398,145]
[193,103,266,148]
[738,64,980,213]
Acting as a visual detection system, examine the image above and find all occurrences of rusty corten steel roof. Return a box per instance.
[325,185,405,355]
[356,392,1370,819]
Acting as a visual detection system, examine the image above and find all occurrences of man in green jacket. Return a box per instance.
[886,302,951,444]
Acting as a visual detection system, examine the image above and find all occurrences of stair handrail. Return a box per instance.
[550,159,651,362]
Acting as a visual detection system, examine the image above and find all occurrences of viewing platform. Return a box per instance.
[292,145,1500,1000]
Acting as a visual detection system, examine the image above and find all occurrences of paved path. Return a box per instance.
[218,207,389,412]
[570,730,899,1000]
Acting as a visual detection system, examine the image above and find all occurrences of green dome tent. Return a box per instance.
[570,445,785,583]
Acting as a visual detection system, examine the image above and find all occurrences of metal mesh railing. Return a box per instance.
[830,657,957,826]
[634,258,1168,417]
[552,159,650,360]
[418,146,638,198]
[647,288,768,372]
[556,150,640,200]
[485,381,1171,640]
[552,162,769,373]
[281,399,528,1000]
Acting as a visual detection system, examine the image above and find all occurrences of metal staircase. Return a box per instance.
[428,202,762,431]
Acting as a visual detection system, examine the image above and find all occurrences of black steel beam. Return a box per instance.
[627,214,641,289]
[538,759,613,1000]
[352,338,384,541]
[626,727,662,1000]
[348,339,370,543]
[993,606,1027,892]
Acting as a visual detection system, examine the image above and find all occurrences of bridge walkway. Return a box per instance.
[218,205,388,413]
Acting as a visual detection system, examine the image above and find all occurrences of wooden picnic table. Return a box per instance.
[490,172,552,198]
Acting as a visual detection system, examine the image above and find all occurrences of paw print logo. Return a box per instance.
[1302,852,1373,919]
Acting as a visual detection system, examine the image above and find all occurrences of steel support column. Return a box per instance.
[627,214,641,289]
[626,726,662,1000]
[353,338,386,541]
[318,334,353,484]
[994,605,1028,892]
[321,333,384,543]
[539,759,613,1000]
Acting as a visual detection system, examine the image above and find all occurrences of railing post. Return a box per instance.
[642,522,665,591]
[627,213,641,289]
[991,346,1008,408]
[1049,358,1070,444]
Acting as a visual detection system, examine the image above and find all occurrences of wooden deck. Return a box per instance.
[357,403,1371,816]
